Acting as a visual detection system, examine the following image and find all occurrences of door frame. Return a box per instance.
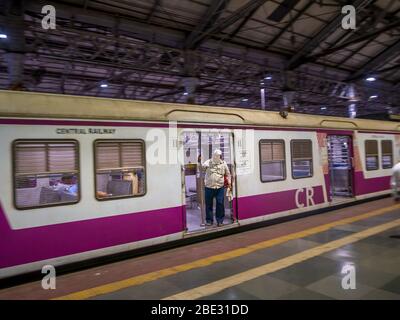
[327,134,355,198]
[180,128,238,233]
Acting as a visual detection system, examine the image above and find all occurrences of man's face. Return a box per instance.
[213,153,221,161]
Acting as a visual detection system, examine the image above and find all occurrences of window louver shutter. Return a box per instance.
[261,141,285,162]
[292,140,312,160]
[272,142,285,161]
[96,142,120,169]
[381,140,392,155]
[15,143,47,174]
[15,142,78,175]
[260,142,273,162]
[365,140,378,155]
[121,142,143,167]
[48,143,77,172]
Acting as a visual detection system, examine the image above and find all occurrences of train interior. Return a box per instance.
[182,131,235,233]
[327,135,354,201]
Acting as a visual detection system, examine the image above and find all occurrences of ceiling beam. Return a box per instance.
[330,0,398,67]
[24,0,185,48]
[286,0,374,70]
[185,0,268,49]
[303,18,400,63]
[347,38,400,81]
[21,0,357,79]
[227,4,260,39]
[265,0,314,49]
[184,0,229,49]
[376,64,400,75]
[146,0,161,22]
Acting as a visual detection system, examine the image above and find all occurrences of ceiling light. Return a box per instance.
[183,92,188,96]
[242,98,248,102]
[0,34,7,39]
[369,95,378,99]
[264,76,272,80]
[100,83,108,88]
[366,77,376,82]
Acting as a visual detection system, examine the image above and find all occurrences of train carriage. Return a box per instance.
[0,90,398,279]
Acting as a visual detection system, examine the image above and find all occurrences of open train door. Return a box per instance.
[180,130,237,233]
[327,135,354,200]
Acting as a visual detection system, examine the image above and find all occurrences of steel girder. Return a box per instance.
[286,0,375,70]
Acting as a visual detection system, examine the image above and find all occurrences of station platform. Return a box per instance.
[1,197,400,300]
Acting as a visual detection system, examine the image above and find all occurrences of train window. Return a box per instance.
[13,140,80,209]
[94,140,146,200]
[381,140,393,169]
[291,140,313,179]
[365,140,379,170]
[259,140,286,182]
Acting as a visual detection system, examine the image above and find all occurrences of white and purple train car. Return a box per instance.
[0,90,398,279]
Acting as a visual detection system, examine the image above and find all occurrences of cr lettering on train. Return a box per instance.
[295,187,315,208]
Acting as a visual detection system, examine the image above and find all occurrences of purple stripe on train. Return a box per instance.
[0,205,184,269]
[237,185,325,220]
[353,172,390,196]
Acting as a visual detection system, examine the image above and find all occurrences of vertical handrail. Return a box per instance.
[197,131,206,226]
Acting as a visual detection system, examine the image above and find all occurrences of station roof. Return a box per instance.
[0,0,399,118]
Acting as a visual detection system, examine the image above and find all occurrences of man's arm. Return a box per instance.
[201,159,210,169]
[224,162,232,186]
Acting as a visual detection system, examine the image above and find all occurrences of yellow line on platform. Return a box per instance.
[164,217,400,300]
[54,203,400,300]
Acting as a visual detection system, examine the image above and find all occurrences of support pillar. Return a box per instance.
[260,88,266,110]
[4,52,25,89]
[281,70,296,112]
[182,77,199,104]
[347,84,358,118]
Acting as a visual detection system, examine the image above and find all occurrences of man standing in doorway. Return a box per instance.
[202,149,231,227]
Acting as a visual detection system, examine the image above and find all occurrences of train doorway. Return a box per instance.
[181,130,237,233]
[327,135,354,199]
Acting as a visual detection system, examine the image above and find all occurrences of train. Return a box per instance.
[0,90,398,279]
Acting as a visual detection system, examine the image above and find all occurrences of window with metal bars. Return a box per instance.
[13,140,79,209]
[365,140,379,171]
[94,140,146,200]
[259,140,286,182]
[291,140,313,179]
[381,140,393,169]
